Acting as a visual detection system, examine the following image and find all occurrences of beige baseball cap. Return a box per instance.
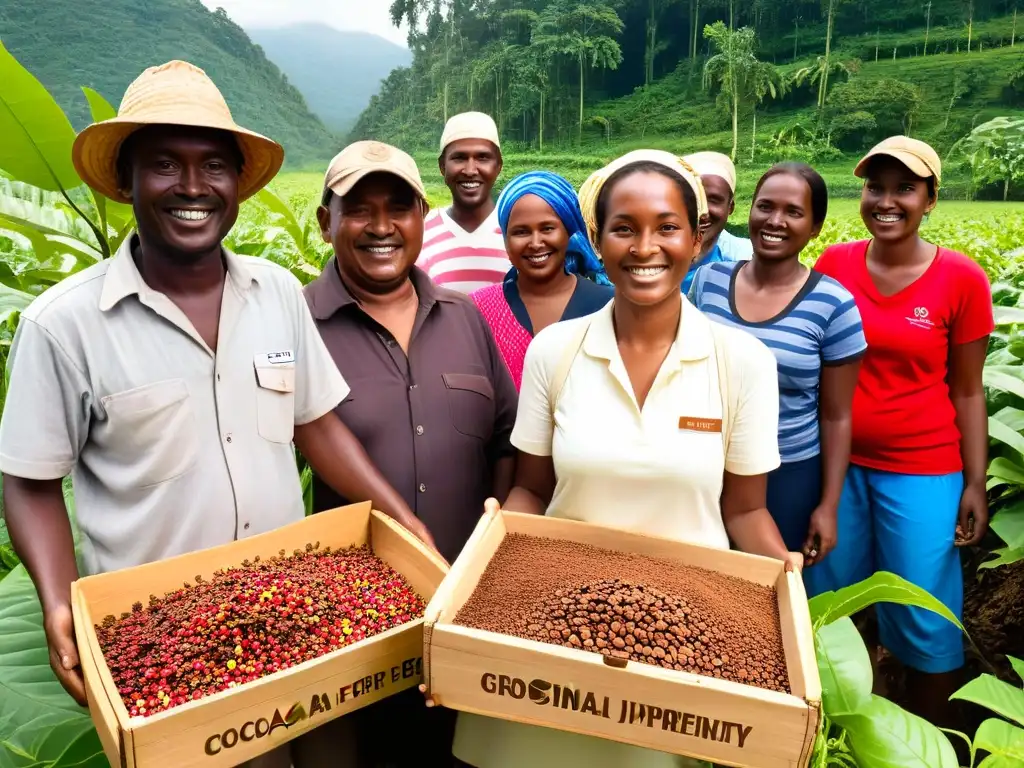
[323,140,427,201]
[854,136,942,186]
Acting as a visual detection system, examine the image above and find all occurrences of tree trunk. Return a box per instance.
[1005,177,1010,201]
[820,0,835,109]
[731,89,739,161]
[751,109,757,163]
[646,0,655,86]
[539,90,545,151]
[968,1,974,52]
[691,0,701,63]
[578,55,585,144]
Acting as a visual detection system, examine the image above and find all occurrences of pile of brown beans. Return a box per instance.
[455,534,790,694]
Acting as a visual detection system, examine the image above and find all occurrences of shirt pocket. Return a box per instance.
[443,372,495,441]
[255,360,296,444]
[100,379,198,488]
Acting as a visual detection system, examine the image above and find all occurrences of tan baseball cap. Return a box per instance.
[323,140,427,201]
[854,136,942,186]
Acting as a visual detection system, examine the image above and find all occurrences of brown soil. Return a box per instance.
[454,533,790,694]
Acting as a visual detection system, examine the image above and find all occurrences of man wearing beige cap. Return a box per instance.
[0,61,432,767]
[417,111,512,293]
[683,151,753,293]
[302,140,518,766]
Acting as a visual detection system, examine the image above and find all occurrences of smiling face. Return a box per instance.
[318,172,425,295]
[504,194,570,285]
[439,139,502,211]
[701,174,734,248]
[860,156,936,243]
[121,125,241,261]
[599,170,701,308]
[749,172,820,262]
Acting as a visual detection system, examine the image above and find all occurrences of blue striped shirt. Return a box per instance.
[689,261,867,463]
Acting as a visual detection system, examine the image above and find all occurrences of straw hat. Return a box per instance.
[72,60,285,204]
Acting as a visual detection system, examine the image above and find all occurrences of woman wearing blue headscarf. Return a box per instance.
[471,170,614,390]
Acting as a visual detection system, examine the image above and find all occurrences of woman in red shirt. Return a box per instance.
[810,136,993,727]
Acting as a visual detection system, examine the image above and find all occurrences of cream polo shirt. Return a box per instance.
[453,295,780,768]
[0,236,349,576]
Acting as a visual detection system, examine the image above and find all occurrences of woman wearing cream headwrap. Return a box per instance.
[450,150,796,768]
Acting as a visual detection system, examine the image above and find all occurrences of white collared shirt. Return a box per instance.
[0,235,349,575]
[511,294,780,548]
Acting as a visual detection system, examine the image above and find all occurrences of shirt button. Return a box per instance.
[216,374,221,382]
[415,425,424,435]
[226,435,233,443]
[243,522,250,530]
[418,483,427,493]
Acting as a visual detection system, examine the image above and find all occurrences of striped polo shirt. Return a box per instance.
[689,261,867,463]
[416,207,511,294]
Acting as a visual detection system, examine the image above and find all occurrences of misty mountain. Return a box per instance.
[249,23,411,136]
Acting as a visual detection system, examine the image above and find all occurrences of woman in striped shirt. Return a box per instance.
[689,162,866,571]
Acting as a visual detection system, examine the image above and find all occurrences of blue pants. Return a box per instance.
[803,465,965,674]
[766,454,822,552]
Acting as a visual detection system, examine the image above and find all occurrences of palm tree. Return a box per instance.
[703,22,784,161]
[791,56,854,109]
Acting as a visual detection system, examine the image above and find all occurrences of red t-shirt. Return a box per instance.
[814,241,994,475]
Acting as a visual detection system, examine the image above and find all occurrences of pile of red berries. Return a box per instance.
[95,543,425,718]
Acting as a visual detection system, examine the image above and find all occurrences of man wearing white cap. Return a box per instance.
[416,112,513,293]
[682,151,753,294]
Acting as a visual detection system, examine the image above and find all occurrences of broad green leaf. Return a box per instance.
[989,416,1024,456]
[951,673,1024,728]
[994,407,1024,434]
[1010,656,1024,685]
[809,571,963,632]
[0,216,56,265]
[985,367,1024,402]
[815,616,872,716]
[833,695,958,768]
[973,718,1024,767]
[81,87,134,235]
[0,43,81,192]
[0,565,103,768]
[994,305,1024,326]
[988,457,1024,488]
[0,284,32,326]
[978,545,1024,569]
[991,501,1024,550]
[256,187,306,252]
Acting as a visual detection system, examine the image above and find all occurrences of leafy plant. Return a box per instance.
[809,572,963,767]
[951,117,1024,202]
[946,657,1024,766]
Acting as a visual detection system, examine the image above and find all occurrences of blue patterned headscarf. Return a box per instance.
[496,171,612,286]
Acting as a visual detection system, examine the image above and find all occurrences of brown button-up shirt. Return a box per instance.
[304,260,518,563]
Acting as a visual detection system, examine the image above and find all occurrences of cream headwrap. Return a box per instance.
[440,112,501,154]
[684,151,737,193]
[577,149,709,251]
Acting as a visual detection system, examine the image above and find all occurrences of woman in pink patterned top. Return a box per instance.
[471,171,613,389]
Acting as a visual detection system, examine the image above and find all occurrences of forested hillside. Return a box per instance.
[353,0,1024,169]
[0,0,336,167]
[248,25,412,135]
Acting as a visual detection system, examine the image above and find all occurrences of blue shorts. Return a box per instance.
[766,454,822,552]
[803,465,965,674]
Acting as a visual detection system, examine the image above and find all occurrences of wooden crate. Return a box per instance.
[423,510,821,768]
[71,502,447,768]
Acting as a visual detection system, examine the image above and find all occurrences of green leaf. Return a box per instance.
[951,673,1024,728]
[973,718,1024,766]
[986,367,1024,402]
[0,566,103,767]
[988,457,1024,488]
[1009,656,1024,685]
[255,187,306,253]
[815,616,872,716]
[81,87,133,236]
[0,283,32,326]
[978,545,1024,569]
[809,572,964,632]
[991,501,1024,550]
[994,306,1024,326]
[994,407,1024,434]
[989,416,1024,457]
[833,695,958,768]
[0,43,81,192]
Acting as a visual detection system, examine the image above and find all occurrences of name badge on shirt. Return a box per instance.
[255,350,295,366]
[679,417,722,433]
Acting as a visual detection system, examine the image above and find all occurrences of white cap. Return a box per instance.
[684,151,737,193]
[440,112,501,155]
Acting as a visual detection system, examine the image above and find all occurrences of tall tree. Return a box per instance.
[534,0,625,142]
[703,21,783,161]
[644,0,683,85]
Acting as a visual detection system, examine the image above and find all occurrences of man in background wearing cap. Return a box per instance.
[683,151,753,294]
[0,62,432,768]
[301,140,518,766]
[416,111,513,293]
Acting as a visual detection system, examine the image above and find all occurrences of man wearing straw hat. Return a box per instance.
[0,61,433,765]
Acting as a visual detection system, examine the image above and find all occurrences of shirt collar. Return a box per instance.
[99,233,256,312]
[305,257,454,321]
[583,293,714,364]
